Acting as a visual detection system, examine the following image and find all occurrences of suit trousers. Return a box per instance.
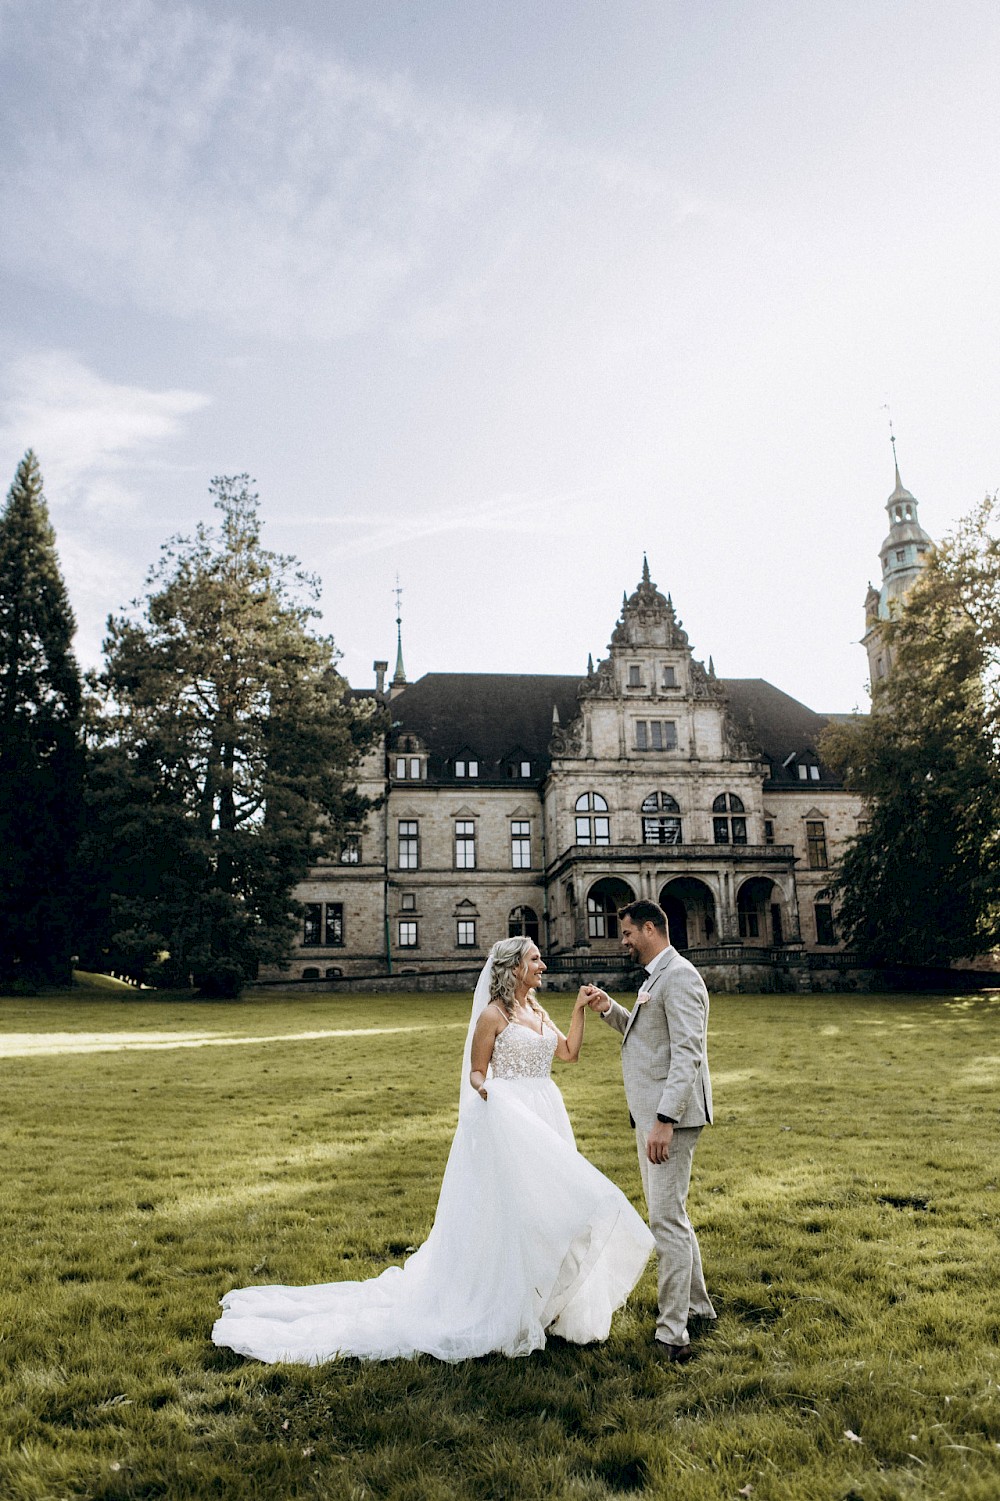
[635,1124,715,1346]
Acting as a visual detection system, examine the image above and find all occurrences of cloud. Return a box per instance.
[0,350,209,515]
[0,0,680,343]
[289,483,608,561]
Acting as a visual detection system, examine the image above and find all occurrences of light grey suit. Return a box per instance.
[602,945,715,1346]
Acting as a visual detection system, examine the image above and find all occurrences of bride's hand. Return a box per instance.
[575,985,596,1012]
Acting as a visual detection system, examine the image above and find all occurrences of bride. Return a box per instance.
[212,937,654,1363]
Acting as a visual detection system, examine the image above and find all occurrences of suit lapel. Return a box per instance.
[621,948,674,1043]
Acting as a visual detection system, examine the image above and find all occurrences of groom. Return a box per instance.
[586,899,715,1362]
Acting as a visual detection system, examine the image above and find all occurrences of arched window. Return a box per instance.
[641,791,682,845]
[575,792,610,846]
[508,906,540,943]
[712,793,747,845]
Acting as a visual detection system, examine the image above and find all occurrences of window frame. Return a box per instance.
[806,820,828,869]
[510,819,531,869]
[454,819,477,870]
[398,819,420,870]
[398,919,419,948]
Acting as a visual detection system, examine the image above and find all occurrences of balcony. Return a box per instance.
[547,842,795,876]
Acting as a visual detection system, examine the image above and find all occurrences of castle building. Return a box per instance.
[274,459,933,986]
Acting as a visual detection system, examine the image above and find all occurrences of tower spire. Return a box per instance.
[392,574,406,687]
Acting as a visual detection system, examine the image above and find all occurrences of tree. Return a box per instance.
[82,476,383,995]
[821,495,1000,965]
[0,451,83,987]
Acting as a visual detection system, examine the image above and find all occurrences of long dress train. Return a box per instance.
[212,1021,653,1363]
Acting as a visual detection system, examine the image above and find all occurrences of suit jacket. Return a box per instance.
[602,946,713,1131]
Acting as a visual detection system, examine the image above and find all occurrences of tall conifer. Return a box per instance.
[0,451,83,986]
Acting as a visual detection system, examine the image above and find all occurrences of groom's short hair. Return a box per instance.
[619,899,668,935]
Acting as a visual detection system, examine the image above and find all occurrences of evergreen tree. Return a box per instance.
[0,451,83,987]
[82,476,382,996]
[822,495,1000,965]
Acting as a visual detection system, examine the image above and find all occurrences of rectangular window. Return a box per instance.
[302,903,322,946]
[410,757,421,779]
[395,756,407,779]
[662,665,677,688]
[713,816,729,844]
[340,835,361,864]
[575,814,592,845]
[731,816,748,845]
[401,892,416,912]
[643,817,682,845]
[628,664,642,687]
[324,903,344,947]
[738,909,760,939]
[806,821,828,869]
[797,764,808,780]
[511,820,531,869]
[815,903,837,946]
[398,920,418,948]
[520,760,531,777]
[764,819,775,845]
[398,820,419,870]
[810,765,820,781]
[594,816,610,845]
[456,919,476,947]
[857,819,871,836]
[455,760,466,777]
[635,720,677,750]
[455,820,476,869]
[468,760,479,778]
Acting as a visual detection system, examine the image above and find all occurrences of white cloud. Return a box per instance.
[0,0,679,343]
[0,350,209,516]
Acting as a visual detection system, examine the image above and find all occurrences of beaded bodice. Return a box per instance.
[491,1021,557,1081]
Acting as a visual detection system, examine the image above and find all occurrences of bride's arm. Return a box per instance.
[552,989,589,1063]
[469,1006,502,1098]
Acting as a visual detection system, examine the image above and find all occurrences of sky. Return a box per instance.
[1,0,998,713]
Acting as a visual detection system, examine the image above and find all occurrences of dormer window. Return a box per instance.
[796,763,820,782]
[895,549,905,563]
[394,756,422,780]
[455,758,479,778]
[520,760,531,777]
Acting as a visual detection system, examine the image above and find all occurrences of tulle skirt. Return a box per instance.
[212,1078,653,1363]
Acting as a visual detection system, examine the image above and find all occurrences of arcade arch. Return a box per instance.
[658,877,716,951]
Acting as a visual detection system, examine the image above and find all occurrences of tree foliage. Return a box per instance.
[821,495,1000,965]
[81,476,383,995]
[0,451,83,987]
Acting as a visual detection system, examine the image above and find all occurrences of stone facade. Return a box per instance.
[271,558,876,984]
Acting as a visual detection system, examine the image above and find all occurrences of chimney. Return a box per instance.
[373,660,388,695]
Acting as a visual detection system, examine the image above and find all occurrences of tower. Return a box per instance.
[862,439,933,691]
[390,575,407,696]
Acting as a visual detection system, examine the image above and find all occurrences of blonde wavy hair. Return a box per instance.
[488,936,542,1019]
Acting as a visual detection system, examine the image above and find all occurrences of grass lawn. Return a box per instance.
[1,981,999,1501]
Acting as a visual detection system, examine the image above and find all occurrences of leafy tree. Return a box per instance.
[0,451,83,987]
[822,495,1000,965]
[82,476,382,995]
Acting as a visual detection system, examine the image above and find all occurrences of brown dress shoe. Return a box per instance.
[654,1341,694,1363]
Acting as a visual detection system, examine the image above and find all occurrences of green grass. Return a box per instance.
[1,988,999,1501]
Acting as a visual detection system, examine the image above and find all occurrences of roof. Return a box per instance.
[720,678,846,786]
[386,671,856,788]
[390,673,583,782]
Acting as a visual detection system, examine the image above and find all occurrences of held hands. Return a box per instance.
[574,985,595,1012]
[582,985,612,1014]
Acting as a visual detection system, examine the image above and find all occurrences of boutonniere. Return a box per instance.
[636,990,652,1006]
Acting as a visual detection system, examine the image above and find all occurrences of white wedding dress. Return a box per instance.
[212,1008,653,1364]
